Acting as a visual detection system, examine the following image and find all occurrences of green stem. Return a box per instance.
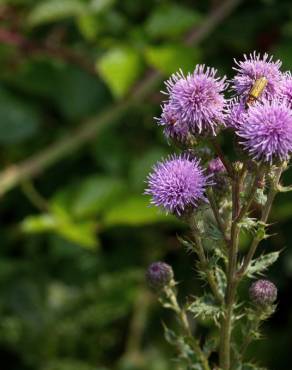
[206,188,229,245]
[234,164,265,223]
[237,165,283,278]
[164,286,210,370]
[191,219,224,304]
[219,168,242,369]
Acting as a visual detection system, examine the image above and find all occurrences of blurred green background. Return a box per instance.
[0,0,291,369]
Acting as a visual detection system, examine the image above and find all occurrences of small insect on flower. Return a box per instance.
[231,52,282,100]
[246,77,268,106]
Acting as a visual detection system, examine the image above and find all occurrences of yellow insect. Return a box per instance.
[246,77,268,105]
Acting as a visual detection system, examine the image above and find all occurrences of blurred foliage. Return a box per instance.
[0,0,291,370]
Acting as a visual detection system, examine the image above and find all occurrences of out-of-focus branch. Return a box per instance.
[0,28,97,76]
[0,0,242,196]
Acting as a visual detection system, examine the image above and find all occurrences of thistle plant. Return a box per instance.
[145,52,292,370]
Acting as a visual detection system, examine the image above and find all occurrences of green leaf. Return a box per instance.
[71,176,127,218]
[215,267,227,297]
[28,0,87,26]
[97,46,143,98]
[129,148,168,191]
[103,196,174,227]
[145,44,201,75]
[245,251,280,278]
[43,359,104,370]
[203,336,218,357]
[254,189,267,206]
[90,0,115,13]
[163,324,200,367]
[0,87,40,144]
[77,14,101,41]
[187,294,222,324]
[21,209,98,250]
[236,364,267,370]
[145,4,201,39]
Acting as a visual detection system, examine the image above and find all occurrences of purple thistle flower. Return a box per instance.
[156,103,189,141]
[208,158,225,174]
[162,65,227,136]
[231,52,282,99]
[145,154,209,215]
[236,98,292,163]
[146,262,174,291]
[280,71,292,104]
[249,279,277,306]
[225,97,246,129]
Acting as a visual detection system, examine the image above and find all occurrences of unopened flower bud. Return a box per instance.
[146,262,174,291]
[233,161,243,173]
[207,158,229,196]
[208,158,225,174]
[249,279,277,306]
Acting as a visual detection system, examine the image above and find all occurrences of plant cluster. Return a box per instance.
[145,52,292,370]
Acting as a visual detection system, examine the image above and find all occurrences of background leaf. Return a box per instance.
[145,4,202,39]
[145,44,201,75]
[28,0,87,26]
[97,46,144,98]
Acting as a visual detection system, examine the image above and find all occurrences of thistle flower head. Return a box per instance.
[146,262,174,291]
[249,279,277,306]
[145,154,209,215]
[163,65,227,136]
[232,52,282,99]
[280,71,292,103]
[156,103,189,141]
[225,97,246,129]
[237,98,292,163]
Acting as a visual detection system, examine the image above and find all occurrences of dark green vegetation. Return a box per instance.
[0,0,291,369]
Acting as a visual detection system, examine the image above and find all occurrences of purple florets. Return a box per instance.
[280,72,292,103]
[145,154,209,215]
[146,261,174,291]
[225,97,246,129]
[159,65,227,137]
[249,279,277,306]
[157,103,189,141]
[231,52,282,99]
[236,98,292,163]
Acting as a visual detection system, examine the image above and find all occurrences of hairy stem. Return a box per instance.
[234,164,265,223]
[164,286,210,370]
[237,165,283,278]
[191,219,224,304]
[206,188,229,245]
[219,168,242,369]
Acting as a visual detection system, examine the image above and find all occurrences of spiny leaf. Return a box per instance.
[214,267,227,297]
[163,324,200,366]
[235,363,267,370]
[245,251,280,278]
[187,294,222,324]
[203,336,218,357]
[177,235,195,254]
